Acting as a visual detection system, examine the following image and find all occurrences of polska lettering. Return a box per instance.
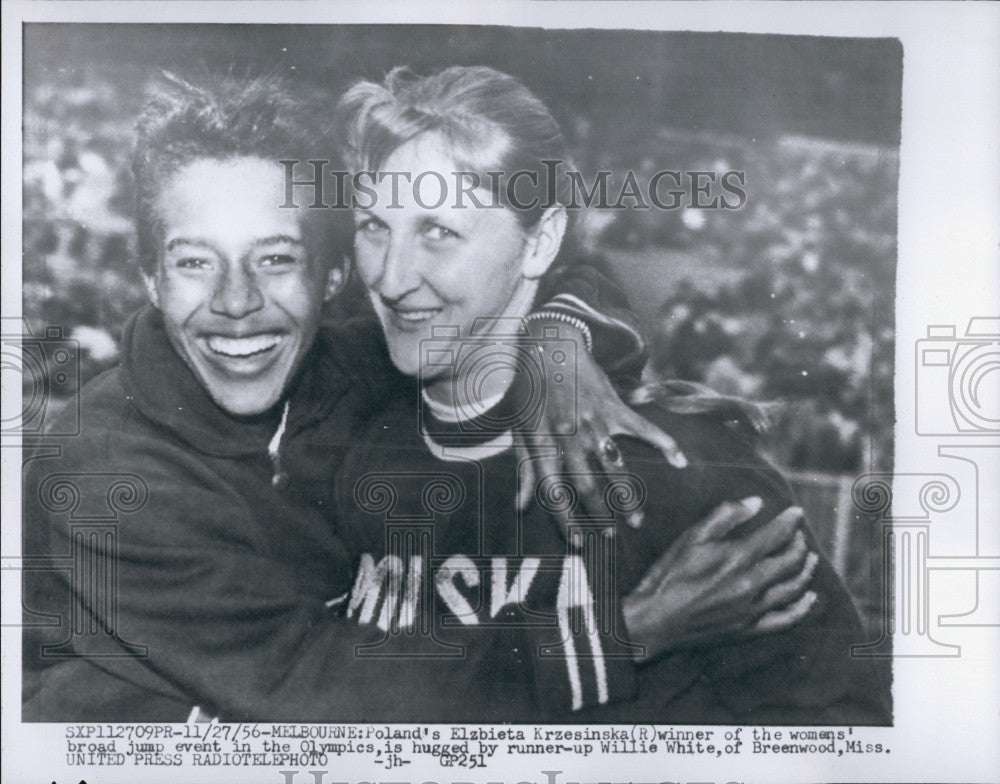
[345,551,611,711]
[346,553,594,631]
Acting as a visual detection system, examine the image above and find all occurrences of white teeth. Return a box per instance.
[206,334,283,357]
[395,309,439,322]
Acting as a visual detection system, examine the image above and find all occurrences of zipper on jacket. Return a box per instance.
[268,400,290,490]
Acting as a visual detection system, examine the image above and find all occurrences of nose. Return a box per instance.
[375,237,421,303]
[209,264,265,318]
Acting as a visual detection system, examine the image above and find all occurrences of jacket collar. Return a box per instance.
[121,306,350,458]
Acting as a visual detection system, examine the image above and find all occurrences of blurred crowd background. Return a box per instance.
[21,25,901,637]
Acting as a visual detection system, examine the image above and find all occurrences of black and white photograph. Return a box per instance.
[2,3,997,783]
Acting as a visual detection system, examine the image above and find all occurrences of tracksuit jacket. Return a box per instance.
[331,391,891,725]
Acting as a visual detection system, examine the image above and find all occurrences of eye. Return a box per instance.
[354,216,388,237]
[258,254,299,268]
[422,224,459,242]
[174,257,213,271]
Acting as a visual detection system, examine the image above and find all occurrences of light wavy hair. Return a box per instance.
[336,65,572,230]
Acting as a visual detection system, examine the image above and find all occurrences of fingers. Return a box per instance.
[693,496,764,543]
[562,429,598,495]
[595,437,626,476]
[740,505,803,556]
[757,550,819,613]
[632,517,711,594]
[764,528,811,582]
[752,590,818,635]
[737,525,809,605]
[516,442,535,512]
[610,408,687,469]
[590,432,646,529]
[539,451,570,536]
[631,553,666,596]
[520,431,571,537]
[631,528,691,594]
[561,427,608,526]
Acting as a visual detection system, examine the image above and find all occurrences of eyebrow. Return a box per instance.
[165,235,303,252]
[252,235,304,248]
[416,214,456,229]
[165,238,214,252]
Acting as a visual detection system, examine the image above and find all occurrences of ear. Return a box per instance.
[520,205,567,280]
[323,260,350,301]
[141,272,160,309]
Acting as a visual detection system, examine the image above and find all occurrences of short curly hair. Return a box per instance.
[132,71,347,274]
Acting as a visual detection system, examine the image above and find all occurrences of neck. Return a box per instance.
[423,278,539,415]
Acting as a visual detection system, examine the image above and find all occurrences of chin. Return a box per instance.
[201,369,293,417]
[211,389,281,417]
[383,335,424,379]
[386,347,421,378]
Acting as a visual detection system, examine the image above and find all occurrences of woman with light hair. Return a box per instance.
[331,65,890,723]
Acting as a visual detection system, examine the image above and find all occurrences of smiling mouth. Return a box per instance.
[386,306,443,324]
[205,333,286,358]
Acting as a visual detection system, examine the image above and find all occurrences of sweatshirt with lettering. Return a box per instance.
[333,388,892,724]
